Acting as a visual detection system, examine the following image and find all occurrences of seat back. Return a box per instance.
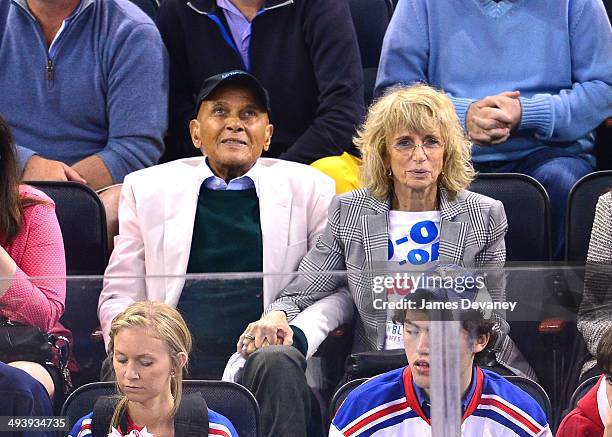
[61,380,261,437]
[568,375,600,410]
[27,181,108,275]
[565,171,612,262]
[348,0,394,106]
[469,173,552,262]
[504,375,552,422]
[27,181,109,382]
[330,374,552,424]
[329,378,368,421]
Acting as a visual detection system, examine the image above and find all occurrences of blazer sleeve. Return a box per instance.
[282,174,353,358]
[579,193,612,357]
[476,198,510,351]
[266,195,348,321]
[0,201,66,332]
[98,176,148,348]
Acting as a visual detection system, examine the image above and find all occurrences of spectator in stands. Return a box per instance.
[375,0,612,259]
[578,191,612,380]
[248,84,533,381]
[557,325,612,437]
[156,0,364,193]
[0,0,168,246]
[0,115,68,399]
[98,71,352,436]
[0,362,55,437]
[68,301,238,437]
[330,287,552,436]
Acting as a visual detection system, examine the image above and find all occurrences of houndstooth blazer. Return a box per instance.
[579,191,612,375]
[267,187,535,379]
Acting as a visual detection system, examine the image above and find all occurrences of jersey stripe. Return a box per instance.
[480,394,542,435]
[343,399,410,436]
[209,423,232,437]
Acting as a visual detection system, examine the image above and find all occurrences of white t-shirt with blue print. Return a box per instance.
[385,210,441,350]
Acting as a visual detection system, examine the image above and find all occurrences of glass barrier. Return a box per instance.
[0,264,610,436]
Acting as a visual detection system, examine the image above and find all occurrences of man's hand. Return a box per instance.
[237,310,293,357]
[466,91,521,146]
[22,155,87,184]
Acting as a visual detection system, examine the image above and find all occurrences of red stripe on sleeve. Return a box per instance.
[480,398,542,434]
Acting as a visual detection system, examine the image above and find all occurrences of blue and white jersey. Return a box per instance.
[330,367,552,437]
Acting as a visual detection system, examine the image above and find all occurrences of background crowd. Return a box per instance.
[0,0,610,435]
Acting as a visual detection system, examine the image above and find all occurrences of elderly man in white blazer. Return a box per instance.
[98,71,353,437]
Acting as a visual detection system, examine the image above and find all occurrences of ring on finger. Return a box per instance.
[244,334,255,341]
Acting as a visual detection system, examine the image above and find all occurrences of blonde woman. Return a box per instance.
[243,84,533,380]
[68,301,237,436]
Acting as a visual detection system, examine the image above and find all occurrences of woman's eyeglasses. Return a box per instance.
[392,137,442,154]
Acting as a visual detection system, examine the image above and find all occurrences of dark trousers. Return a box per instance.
[240,345,323,437]
[474,148,593,260]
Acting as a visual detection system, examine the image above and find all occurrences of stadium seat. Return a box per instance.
[329,378,367,422]
[27,181,108,275]
[343,349,407,384]
[504,375,552,422]
[61,380,261,437]
[348,0,394,106]
[329,374,552,424]
[27,181,109,385]
[565,170,612,262]
[567,375,600,411]
[468,173,552,262]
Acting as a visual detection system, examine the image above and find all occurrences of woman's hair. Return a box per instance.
[355,84,475,201]
[0,115,27,245]
[596,325,612,373]
[108,301,193,430]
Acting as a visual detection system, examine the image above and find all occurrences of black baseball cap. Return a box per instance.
[194,70,272,118]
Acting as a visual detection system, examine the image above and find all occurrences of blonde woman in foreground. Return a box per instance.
[68,301,238,436]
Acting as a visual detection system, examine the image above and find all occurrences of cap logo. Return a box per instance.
[221,71,242,79]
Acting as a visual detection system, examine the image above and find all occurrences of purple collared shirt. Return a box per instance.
[217,0,253,70]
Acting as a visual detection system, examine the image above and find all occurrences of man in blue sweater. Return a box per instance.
[0,0,168,241]
[375,0,612,259]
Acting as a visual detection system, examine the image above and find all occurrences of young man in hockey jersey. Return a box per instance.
[330,287,552,436]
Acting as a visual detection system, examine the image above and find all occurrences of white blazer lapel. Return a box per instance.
[258,166,291,307]
[162,160,207,304]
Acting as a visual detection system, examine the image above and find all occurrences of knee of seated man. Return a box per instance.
[247,345,306,373]
[0,362,52,412]
[531,156,593,190]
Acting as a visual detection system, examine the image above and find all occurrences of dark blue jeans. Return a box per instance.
[474,148,594,260]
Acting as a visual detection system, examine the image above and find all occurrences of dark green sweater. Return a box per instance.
[178,188,264,378]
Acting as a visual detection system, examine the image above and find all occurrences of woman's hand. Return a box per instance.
[0,246,17,298]
[237,311,293,357]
